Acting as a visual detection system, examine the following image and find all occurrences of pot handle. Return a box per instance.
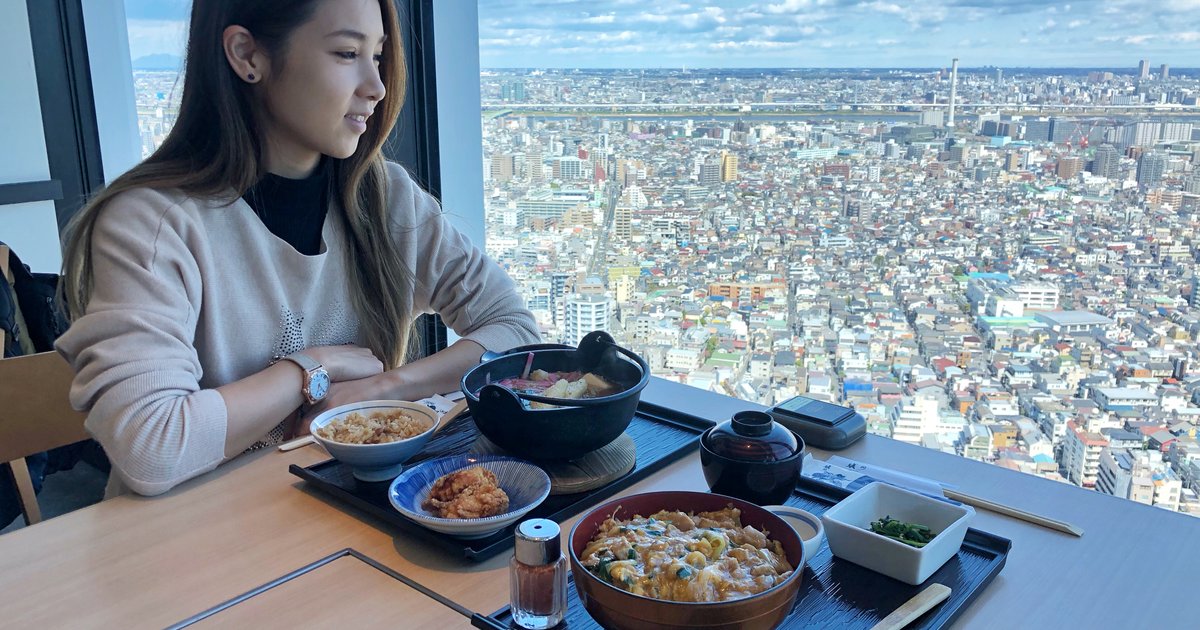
[508,334,651,408]
[476,383,531,414]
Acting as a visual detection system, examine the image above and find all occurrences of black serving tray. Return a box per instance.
[290,402,709,562]
[482,481,1011,630]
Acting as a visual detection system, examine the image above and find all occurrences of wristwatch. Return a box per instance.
[274,352,330,405]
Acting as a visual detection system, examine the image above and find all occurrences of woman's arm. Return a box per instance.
[219,344,384,455]
[389,163,541,353]
[57,194,230,496]
[299,338,484,427]
[56,190,383,494]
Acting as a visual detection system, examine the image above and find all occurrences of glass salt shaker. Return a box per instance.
[510,518,568,629]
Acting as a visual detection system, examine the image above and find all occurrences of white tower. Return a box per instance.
[948,58,959,131]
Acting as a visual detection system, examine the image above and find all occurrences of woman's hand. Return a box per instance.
[295,371,405,435]
[304,344,384,382]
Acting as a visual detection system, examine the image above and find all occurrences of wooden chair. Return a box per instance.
[1,244,89,525]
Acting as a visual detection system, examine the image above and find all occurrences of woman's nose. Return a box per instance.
[361,64,386,102]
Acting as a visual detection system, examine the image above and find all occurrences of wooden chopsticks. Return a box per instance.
[944,488,1084,537]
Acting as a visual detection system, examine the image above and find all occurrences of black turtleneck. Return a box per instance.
[243,159,331,256]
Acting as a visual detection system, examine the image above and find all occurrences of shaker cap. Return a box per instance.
[515,518,560,565]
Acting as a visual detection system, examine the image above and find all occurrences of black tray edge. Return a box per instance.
[290,404,709,562]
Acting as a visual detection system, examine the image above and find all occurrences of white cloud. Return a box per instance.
[634,12,671,23]
[764,0,815,14]
[125,19,188,59]
[1163,0,1200,11]
[477,0,1200,68]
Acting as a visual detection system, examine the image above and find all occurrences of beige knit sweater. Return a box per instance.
[55,163,539,496]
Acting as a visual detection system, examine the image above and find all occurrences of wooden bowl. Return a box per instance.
[568,491,806,630]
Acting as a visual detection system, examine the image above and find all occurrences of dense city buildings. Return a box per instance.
[474,64,1200,517]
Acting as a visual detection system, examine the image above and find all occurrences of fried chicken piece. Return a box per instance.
[426,466,497,503]
[422,466,510,519]
[426,482,510,519]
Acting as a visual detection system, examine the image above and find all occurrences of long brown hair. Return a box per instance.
[61,0,418,368]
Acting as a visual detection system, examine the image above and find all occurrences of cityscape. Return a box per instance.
[476,61,1200,517]
[131,59,1200,517]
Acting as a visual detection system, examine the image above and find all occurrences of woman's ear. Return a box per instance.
[223,25,268,84]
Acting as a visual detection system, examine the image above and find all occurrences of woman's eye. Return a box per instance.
[335,51,358,60]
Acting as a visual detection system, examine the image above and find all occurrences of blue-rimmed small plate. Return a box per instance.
[388,454,551,539]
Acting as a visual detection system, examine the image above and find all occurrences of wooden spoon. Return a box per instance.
[870,583,952,630]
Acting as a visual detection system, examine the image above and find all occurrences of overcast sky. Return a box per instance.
[124,0,1200,69]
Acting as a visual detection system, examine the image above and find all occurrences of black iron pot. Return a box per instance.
[460,331,650,460]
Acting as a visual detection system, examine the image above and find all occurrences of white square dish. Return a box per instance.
[821,482,974,585]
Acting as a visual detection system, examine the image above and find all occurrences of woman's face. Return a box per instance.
[259,0,387,177]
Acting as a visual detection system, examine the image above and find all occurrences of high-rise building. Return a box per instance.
[1185,172,1200,195]
[890,394,941,445]
[1160,64,1169,80]
[1090,144,1120,180]
[525,150,544,184]
[1097,449,1182,510]
[699,158,721,186]
[562,293,611,345]
[1057,156,1084,180]
[1138,59,1150,79]
[720,151,739,182]
[1004,151,1023,172]
[995,68,1003,86]
[842,194,861,219]
[552,156,587,180]
[948,58,958,129]
[1063,421,1109,488]
[1160,122,1193,143]
[1137,151,1168,189]
[500,80,526,101]
[1023,119,1051,143]
[489,153,515,183]
[919,109,944,127]
[613,205,632,242]
[1122,121,1160,148]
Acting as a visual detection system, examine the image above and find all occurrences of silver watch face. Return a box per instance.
[310,369,331,400]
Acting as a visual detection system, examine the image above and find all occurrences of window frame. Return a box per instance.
[25,0,105,230]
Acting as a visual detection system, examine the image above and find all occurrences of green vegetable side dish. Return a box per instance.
[868,515,939,548]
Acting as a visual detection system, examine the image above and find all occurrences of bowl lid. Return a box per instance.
[704,410,799,461]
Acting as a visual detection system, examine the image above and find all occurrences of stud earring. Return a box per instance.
[247,73,255,81]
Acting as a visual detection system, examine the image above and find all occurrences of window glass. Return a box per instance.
[477,0,1200,515]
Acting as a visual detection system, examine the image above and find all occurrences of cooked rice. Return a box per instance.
[315,409,431,444]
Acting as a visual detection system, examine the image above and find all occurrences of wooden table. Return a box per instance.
[2,379,1199,628]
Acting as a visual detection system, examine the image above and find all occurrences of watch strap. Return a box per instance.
[280,352,322,373]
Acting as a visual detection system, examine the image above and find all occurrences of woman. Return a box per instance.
[55,0,539,496]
